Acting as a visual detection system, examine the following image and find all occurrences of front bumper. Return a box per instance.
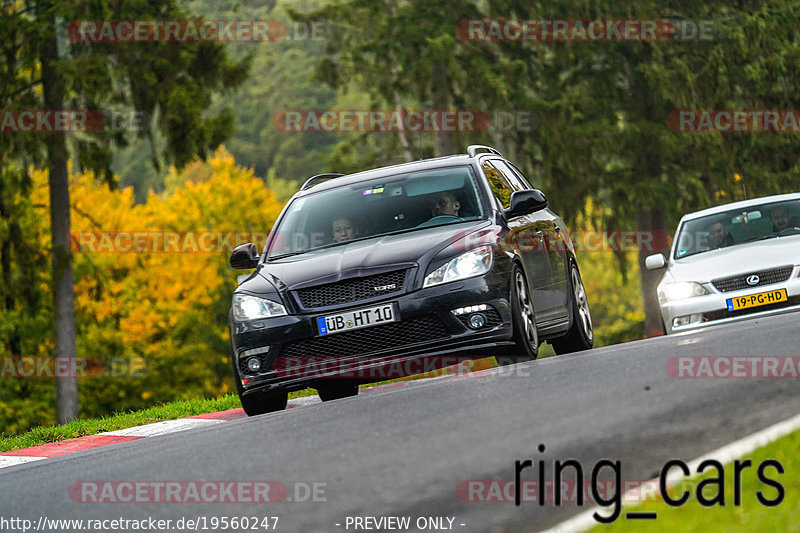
[661,269,800,334]
[230,272,514,393]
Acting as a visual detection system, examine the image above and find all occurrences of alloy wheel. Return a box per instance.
[572,268,593,342]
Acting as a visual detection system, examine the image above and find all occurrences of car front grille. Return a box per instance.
[295,269,407,308]
[711,266,794,293]
[280,315,448,358]
[703,295,800,322]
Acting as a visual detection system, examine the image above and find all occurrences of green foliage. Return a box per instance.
[0,150,286,436]
[0,390,317,452]
[5,0,800,433]
[115,0,348,201]
[590,428,800,532]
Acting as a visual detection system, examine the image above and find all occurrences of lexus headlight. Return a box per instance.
[659,282,709,302]
[232,294,287,321]
[423,246,493,288]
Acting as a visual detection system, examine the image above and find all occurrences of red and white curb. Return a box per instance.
[0,361,495,471]
[0,395,322,470]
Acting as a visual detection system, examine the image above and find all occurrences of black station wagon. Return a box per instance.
[229,145,593,415]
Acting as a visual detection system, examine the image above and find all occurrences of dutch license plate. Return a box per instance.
[726,288,788,311]
[316,304,396,335]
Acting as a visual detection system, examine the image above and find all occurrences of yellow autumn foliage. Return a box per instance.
[25,147,285,421]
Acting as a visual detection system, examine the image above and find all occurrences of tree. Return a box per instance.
[288,0,511,162]
[113,0,346,201]
[295,0,800,336]
[496,0,800,334]
[0,148,286,435]
[3,0,250,423]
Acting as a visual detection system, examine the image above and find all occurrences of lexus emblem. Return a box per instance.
[746,275,760,286]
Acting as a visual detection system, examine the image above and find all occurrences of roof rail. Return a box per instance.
[301,173,345,191]
[466,145,503,158]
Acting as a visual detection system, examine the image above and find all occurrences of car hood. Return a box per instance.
[668,235,800,283]
[258,220,490,290]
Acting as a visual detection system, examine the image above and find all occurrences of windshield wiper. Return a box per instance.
[741,234,777,243]
[267,250,312,261]
[267,239,359,261]
[267,217,485,260]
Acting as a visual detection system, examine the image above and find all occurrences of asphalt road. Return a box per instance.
[2,312,799,532]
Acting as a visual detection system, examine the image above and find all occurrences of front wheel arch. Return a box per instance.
[497,263,539,366]
[551,260,593,355]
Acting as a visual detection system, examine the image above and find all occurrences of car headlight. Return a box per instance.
[423,246,493,288]
[658,282,709,302]
[232,294,287,321]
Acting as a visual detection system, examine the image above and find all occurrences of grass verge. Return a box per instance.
[0,389,315,453]
[0,352,552,454]
[589,427,800,532]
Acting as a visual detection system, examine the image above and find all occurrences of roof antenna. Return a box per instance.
[735,172,747,200]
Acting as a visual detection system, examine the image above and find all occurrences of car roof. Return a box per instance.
[681,192,800,222]
[296,154,481,196]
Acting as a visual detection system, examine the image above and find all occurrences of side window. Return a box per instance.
[482,160,520,209]
[507,161,534,189]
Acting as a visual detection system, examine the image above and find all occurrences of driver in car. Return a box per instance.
[416,192,465,228]
[430,192,461,217]
[769,205,792,233]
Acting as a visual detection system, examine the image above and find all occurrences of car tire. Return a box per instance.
[316,381,359,402]
[551,262,593,355]
[496,265,539,366]
[239,389,289,416]
[231,353,288,416]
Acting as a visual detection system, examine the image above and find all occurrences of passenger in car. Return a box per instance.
[331,216,360,243]
[706,219,733,249]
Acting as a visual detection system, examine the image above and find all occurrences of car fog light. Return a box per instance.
[247,357,262,372]
[468,313,487,329]
[672,314,703,327]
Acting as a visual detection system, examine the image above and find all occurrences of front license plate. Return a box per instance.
[316,304,397,335]
[726,288,788,311]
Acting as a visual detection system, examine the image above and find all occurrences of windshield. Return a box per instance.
[674,198,800,259]
[267,165,486,259]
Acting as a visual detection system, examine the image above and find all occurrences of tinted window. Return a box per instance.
[673,198,800,259]
[507,161,534,189]
[267,166,486,259]
[481,160,520,209]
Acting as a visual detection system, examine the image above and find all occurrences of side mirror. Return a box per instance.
[645,253,667,270]
[230,243,260,269]
[505,189,548,218]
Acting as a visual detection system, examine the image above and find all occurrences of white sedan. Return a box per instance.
[646,193,800,334]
